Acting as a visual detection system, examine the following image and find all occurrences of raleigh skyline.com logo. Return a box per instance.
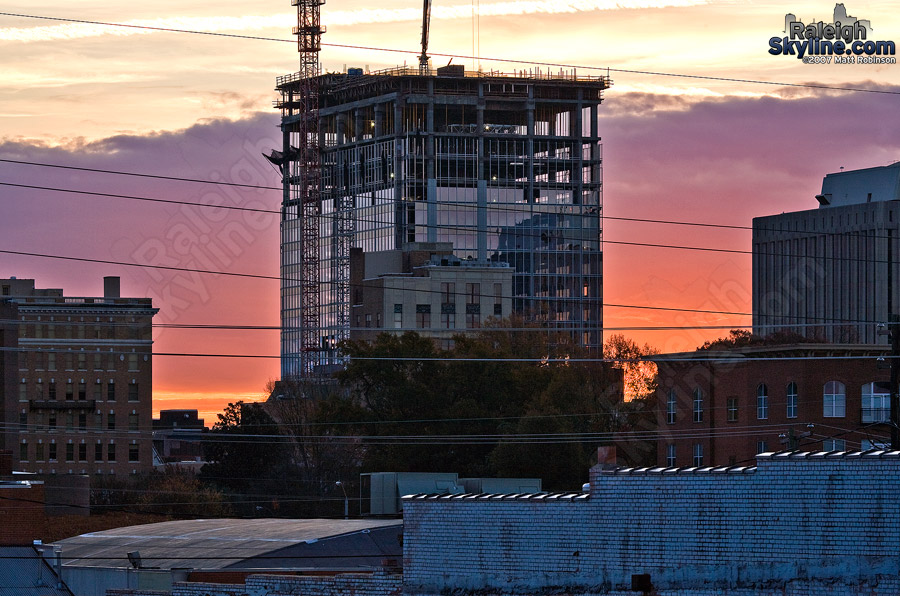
[769,3,896,64]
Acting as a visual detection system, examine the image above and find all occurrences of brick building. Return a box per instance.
[1,276,158,476]
[651,343,890,467]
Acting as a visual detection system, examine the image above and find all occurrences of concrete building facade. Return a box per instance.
[652,344,891,467]
[753,162,900,343]
[1,277,158,476]
[349,242,513,346]
[276,68,609,375]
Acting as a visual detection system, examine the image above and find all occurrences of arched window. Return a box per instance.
[666,389,676,424]
[786,382,798,418]
[693,388,703,423]
[861,382,891,423]
[756,383,768,420]
[823,381,846,417]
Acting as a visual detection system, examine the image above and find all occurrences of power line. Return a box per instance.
[4,177,899,256]
[4,318,889,332]
[0,158,279,190]
[0,346,892,363]
[1,12,899,96]
[4,161,899,249]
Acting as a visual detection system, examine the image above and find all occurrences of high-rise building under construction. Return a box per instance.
[274,5,611,377]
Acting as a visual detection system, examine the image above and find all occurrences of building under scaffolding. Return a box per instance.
[275,65,611,377]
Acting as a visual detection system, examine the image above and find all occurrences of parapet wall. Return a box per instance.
[402,451,900,595]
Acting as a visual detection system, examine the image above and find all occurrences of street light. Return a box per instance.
[335,481,348,519]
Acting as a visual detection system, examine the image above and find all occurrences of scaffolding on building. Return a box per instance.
[275,5,612,379]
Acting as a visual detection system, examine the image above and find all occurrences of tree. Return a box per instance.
[332,328,632,489]
[135,467,231,517]
[200,401,293,495]
[604,334,659,401]
[265,377,366,496]
[698,328,815,351]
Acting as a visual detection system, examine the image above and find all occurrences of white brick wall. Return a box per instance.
[402,452,900,595]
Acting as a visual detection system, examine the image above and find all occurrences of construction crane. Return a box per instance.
[419,0,432,74]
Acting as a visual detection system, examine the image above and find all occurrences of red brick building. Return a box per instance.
[2,277,158,476]
[652,344,891,467]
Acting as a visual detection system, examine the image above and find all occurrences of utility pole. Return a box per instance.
[891,314,900,448]
[878,315,900,448]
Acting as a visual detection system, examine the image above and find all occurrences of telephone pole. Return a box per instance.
[880,315,900,448]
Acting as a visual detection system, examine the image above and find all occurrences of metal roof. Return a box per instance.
[52,518,402,571]
[0,546,73,596]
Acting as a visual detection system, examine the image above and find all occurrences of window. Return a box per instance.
[78,352,86,370]
[129,444,140,462]
[128,354,138,371]
[786,382,798,418]
[78,412,86,430]
[48,412,57,430]
[365,314,372,328]
[756,384,768,420]
[466,283,480,305]
[49,443,57,461]
[692,388,703,423]
[128,384,139,402]
[823,438,846,451]
[441,312,456,329]
[19,442,27,462]
[19,410,27,428]
[727,398,738,422]
[128,412,139,431]
[107,381,115,402]
[35,443,44,461]
[861,439,888,451]
[666,389,676,424]
[862,382,890,423]
[78,381,87,401]
[107,412,115,430]
[823,381,846,417]
[48,352,56,371]
[692,443,703,467]
[393,304,403,328]
[666,444,676,467]
[415,305,431,329]
[107,443,116,462]
[757,440,768,454]
[48,381,56,400]
[441,282,455,304]
[65,443,74,462]
[65,382,73,401]
[78,443,87,461]
[95,442,103,462]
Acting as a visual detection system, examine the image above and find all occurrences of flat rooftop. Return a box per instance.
[53,518,403,570]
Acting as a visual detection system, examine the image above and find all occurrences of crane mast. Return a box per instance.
[419,0,432,74]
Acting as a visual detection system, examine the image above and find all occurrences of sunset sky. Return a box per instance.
[1,0,899,420]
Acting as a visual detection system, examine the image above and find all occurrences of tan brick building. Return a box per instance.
[1,277,158,476]
[349,243,513,348]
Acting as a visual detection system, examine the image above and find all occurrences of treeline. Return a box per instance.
[192,327,657,517]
